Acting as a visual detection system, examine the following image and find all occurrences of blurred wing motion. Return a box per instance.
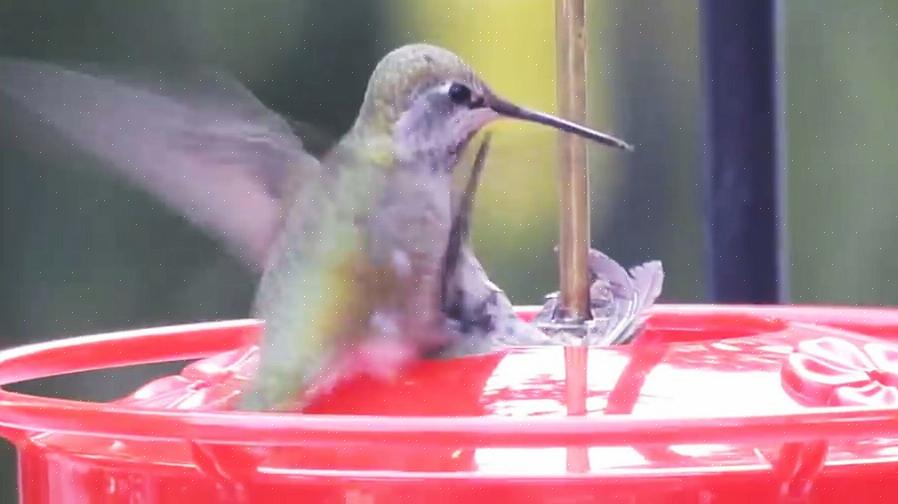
[0,58,322,270]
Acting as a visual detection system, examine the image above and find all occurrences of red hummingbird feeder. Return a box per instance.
[1,2,891,503]
[4,306,898,502]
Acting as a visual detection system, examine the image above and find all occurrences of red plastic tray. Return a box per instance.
[3,305,898,502]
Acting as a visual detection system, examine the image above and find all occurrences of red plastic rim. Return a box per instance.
[2,304,898,448]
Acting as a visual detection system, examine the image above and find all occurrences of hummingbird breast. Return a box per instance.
[365,167,454,326]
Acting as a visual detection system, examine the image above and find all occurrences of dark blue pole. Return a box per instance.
[700,0,787,303]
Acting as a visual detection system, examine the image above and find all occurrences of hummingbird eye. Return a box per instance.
[447,83,472,105]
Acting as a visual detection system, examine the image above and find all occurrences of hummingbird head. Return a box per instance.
[352,44,632,172]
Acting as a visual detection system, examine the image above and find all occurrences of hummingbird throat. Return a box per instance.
[392,91,497,173]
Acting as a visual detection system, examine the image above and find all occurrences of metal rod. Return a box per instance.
[564,346,589,472]
[554,0,591,321]
[699,0,787,303]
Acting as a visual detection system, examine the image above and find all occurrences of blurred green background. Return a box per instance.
[0,0,896,500]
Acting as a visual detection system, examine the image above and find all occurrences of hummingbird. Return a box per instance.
[0,44,648,411]
[442,134,664,353]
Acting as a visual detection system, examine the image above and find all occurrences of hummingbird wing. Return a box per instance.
[439,135,563,356]
[0,58,322,270]
[442,133,492,304]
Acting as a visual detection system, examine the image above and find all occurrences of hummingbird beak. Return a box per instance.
[486,94,634,151]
